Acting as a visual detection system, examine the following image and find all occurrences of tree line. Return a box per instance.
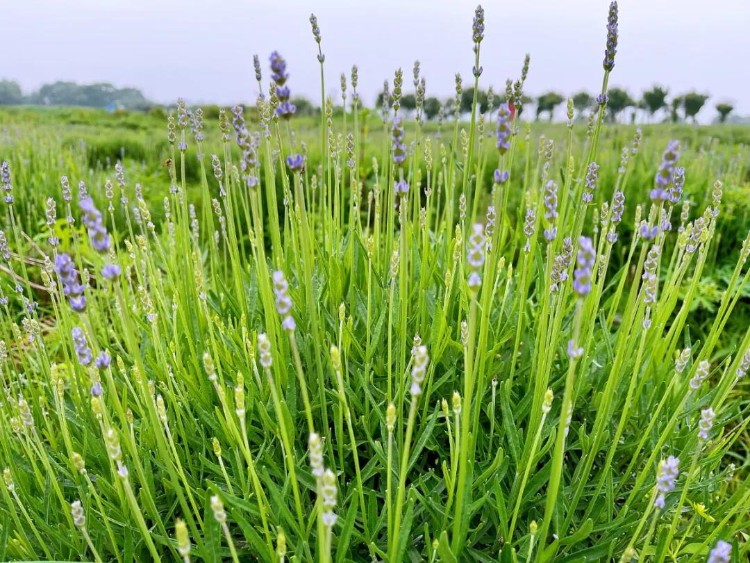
[375,85,736,124]
[0,79,150,110]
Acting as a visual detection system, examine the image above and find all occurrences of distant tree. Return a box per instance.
[515,95,533,117]
[400,94,417,113]
[715,103,734,123]
[0,80,23,105]
[606,87,635,121]
[29,81,149,109]
[460,87,488,114]
[291,96,316,116]
[535,91,564,121]
[682,92,709,123]
[423,97,441,120]
[670,96,683,123]
[572,91,593,114]
[641,85,669,121]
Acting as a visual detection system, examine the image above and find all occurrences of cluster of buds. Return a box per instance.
[654,455,679,509]
[467,223,486,291]
[410,345,430,397]
[272,270,296,331]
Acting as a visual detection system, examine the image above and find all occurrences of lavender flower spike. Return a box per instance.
[270,51,296,119]
[496,104,512,154]
[654,455,679,509]
[543,180,558,241]
[55,253,86,312]
[472,5,485,45]
[583,162,599,204]
[651,140,680,202]
[1,161,13,204]
[392,115,407,165]
[286,154,305,172]
[573,237,596,297]
[698,407,715,441]
[80,197,111,253]
[71,327,93,366]
[602,2,618,71]
[707,540,732,563]
[272,270,296,331]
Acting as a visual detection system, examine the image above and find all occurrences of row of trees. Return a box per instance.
[0,79,150,110]
[375,85,736,124]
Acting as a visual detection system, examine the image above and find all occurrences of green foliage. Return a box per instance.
[641,85,669,118]
[606,87,635,121]
[0,80,23,105]
[535,91,564,121]
[716,103,734,123]
[682,92,710,123]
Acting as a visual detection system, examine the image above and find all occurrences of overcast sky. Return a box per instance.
[3,0,749,117]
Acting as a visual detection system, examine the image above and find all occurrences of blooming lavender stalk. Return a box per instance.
[496,104,512,154]
[583,162,599,204]
[698,407,715,441]
[392,115,407,166]
[707,540,732,563]
[320,469,338,526]
[231,106,259,188]
[550,237,573,292]
[654,455,679,509]
[651,140,680,202]
[493,169,510,185]
[1,161,13,204]
[410,345,429,397]
[602,2,618,71]
[467,223,485,291]
[523,207,536,252]
[71,327,92,366]
[272,270,295,331]
[286,154,305,172]
[270,52,296,119]
[573,237,596,297]
[55,253,86,312]
[607,190,625,243]
[736,348,750,378]
[669,167,685,204]
[80,198,110,253]
[690,360,710,390]
[543,181,558,241]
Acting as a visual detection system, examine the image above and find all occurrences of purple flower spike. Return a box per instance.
[651,140,680,202]
[494,169,510,184]
[55,253,86,312]
[573,237,596,297]
[269,51,289,86]
[101,264,121,280]
[1,161,13,204]
[394,180,409,195]
[286,154,305,172]
[603,2,619,71]
[72,327,92,366]
[707,540,731,563]
[583,162,599,204]
[654,455,679,509]
[80,197,110,253]
[95,350,111,369]
[496,104,512,154]
[90,382,103,397]
[392,115,407,166]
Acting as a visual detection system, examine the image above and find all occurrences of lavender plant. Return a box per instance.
[0,2,748,562]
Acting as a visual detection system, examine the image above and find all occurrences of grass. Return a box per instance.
[0,2,749,562]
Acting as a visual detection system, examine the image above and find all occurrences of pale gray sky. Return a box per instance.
[3,0,749,117]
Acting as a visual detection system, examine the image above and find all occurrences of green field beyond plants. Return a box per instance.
[0,3,749,562]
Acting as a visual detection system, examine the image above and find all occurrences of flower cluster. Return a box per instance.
[286,154,305,172]
[272,270,296,331]
[607,190,625,243]
[321,469,338,527]
[543,180,558,241]
[642,245,660,304]
[270,51,296,119]
[651,140,680,202]
[523,207,536,252]
[392,115,407,165]
[698,407,715,441]
[707,540,732,563]
[602,2,618,71]
[231,106,259,188]
[496,104,512,154]
[72,327,92,366]
[690,360,710,390]
[1,161,13,204]
[654,455,679,509]
[55,253,86,312]
[80,198,120,279]
[583,162,599,204]
[493,169,510,185]
[550,237,573,292]
[467,223,486,291]
[472,5,485,45]
[410,345,429,397]
[736,348,750,378]
[573,236,596,297]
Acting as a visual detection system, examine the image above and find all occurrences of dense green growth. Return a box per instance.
[0,3,749,563]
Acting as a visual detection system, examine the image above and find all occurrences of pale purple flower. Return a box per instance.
[494,169,510,184]
[698,407,715,441]
[101,264,121,280]
[72,327,92,366]
[583,162,599,204]
[392,115,407,165]
[95,350,111,370]
[573,237,596,296]
[690,360,710,390]
[651,140,680,202]
[603,2,618,71]
[394,180,409,196]
[544,180,558,241]
[90,382,103,397]
[273,270,295,331]
[707,540,731,563]
[56,253,86,312]
[1,161,13,204]
[472,5,485,45]
[654,455,679,509]
[286,154,305,172]
[736,348,750,378]
[496,104,512,154]
[80,198,110,253]
[669,167,685,204]
[567,339,583,359]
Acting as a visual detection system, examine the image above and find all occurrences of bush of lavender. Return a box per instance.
[0,2,748,561]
